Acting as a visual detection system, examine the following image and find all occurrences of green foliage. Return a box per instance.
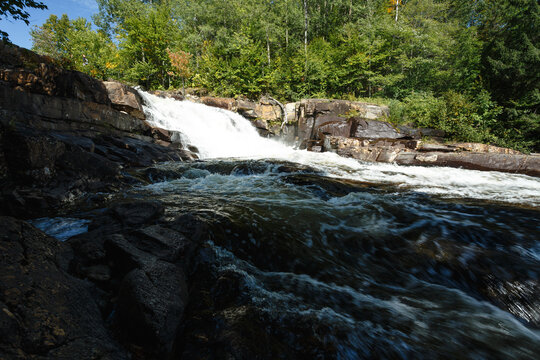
[116,1,179,88]
[31,14,118,79]
[25,0,540,151]
[390,90,506,145]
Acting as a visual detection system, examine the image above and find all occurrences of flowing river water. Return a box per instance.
[40,92,540,358]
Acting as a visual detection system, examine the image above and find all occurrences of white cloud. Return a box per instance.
[70,0,99,11]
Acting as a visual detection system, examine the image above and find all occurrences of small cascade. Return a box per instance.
[139,91,540,206]
[139,91,290,159]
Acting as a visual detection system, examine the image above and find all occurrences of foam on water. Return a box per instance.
[208,240,540,358]
[140,91,540,206]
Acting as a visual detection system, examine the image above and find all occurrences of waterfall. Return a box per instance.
[139,91,540,206]
[139,91,290,159]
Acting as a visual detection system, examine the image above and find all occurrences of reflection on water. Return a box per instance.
[30,217,91,241]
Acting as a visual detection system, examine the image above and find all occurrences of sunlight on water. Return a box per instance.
[139,91,540,206]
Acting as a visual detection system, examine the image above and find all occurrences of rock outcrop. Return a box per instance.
[0,199,208,359]
[176,92,540,176]
[0,216,127,359]
[322,135,540,177]
[0,41,197,218]
[103,81,146,120]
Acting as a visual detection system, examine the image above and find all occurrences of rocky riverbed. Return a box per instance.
[1,42,539,359]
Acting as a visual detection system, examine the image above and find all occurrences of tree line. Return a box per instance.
[22,0,540,151]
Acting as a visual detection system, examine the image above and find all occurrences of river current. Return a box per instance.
[38,92,540,358]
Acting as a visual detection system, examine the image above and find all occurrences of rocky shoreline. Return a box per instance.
[1,42,539,359]
[173,93,540,178]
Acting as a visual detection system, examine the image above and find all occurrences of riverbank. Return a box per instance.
[153,90,540,177]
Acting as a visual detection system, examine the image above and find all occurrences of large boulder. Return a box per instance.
[201,96,236,110]
[110,200,164,227]
[296,99,391,143]
[117,261,188,357]
[103,81,145,120]
[0,216,127,359]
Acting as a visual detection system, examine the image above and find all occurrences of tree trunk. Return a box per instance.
[268,95,287,130]
[266,26,271,66]
[303,0,308,73]
[182,78,185,96]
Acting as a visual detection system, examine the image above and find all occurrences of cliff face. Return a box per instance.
[0,43,204,360]
[0,41,198,218]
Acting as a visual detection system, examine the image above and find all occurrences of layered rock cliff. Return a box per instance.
[0,41,198,218]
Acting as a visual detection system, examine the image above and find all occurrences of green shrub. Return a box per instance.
[389,91,512,147]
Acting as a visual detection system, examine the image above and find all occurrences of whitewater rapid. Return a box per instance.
[139,91,540,206]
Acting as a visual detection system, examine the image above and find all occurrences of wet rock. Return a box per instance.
[282,173,380,199]
[105,234,156,275]
[236,99,258,118]
[169,213,211,244]
[49,132,95,152]
[0,216,126,359]
[0,188,59,218]
[84,264,112,283]
[147,125,172,142]
[132,225,194,263]
[151,89,185,101]
[253,118,269,130]
[103,81,145,120]
[58,146,121,180]
[117,261,188,357]
[110,200,164,227]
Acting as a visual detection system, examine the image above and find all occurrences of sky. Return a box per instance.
[0,0,99,49]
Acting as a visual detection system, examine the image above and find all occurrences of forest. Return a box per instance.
[26,0,540,151]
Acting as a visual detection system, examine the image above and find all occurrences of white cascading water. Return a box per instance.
[139,91,540,206]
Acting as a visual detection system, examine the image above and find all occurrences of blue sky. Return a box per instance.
[0,0,99,49]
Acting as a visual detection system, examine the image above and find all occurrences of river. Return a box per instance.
[38,92,540,358]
